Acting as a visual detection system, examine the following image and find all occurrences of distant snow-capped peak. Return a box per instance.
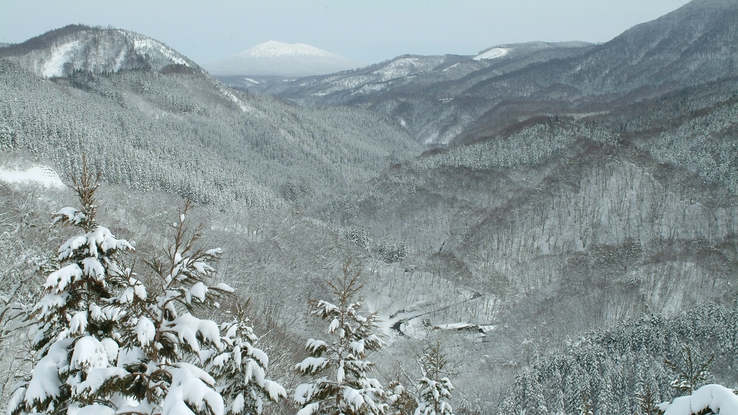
[239,41,340,59]
[205,41,365,77]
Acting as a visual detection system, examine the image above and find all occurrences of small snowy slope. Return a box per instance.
[0,165,65,189]
[474,48,509,61]
[42,40,81,78]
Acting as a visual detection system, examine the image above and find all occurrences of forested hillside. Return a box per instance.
[0,58,420,208]
[1,2,738,413]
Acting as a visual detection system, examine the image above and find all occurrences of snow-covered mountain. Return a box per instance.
[204,40,366,77]
[0,24,202,78]
[270,0,738,145]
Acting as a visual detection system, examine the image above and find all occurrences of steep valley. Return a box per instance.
[1,1,738,413]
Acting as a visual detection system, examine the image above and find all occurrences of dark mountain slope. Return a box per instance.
[269,0,738,146]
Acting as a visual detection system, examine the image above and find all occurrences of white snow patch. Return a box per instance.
[130,33,190,67]
[0,165,65,189]
[42,40,81,78]
[474,48,509,61]
[433,322,477,331]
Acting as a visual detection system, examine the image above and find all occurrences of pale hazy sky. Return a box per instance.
[0,0,691,65]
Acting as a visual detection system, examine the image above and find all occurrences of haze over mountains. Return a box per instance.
[1,0,738,413]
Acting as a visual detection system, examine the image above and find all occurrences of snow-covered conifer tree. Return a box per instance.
[386,380,417,415]
[294,259,386,415]
[8,157,133,415]
[414,341,454,415]
[8,160,285,415]
[111,201,241,415]
[208,302,287,414]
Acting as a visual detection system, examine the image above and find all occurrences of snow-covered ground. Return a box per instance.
[42,40,81,78]
[0,165,65,189]
[473,48,509,61]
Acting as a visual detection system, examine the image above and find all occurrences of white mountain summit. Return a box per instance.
[205,41,366,77]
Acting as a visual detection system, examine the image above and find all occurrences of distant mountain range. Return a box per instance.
[204,40,365,77]
[268,0,738,145]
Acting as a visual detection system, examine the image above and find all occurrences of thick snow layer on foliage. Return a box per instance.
[167,313,222,352]
[660,384,738,415]
[296,357,329,373]
[74,367,127,395]
[305,338,327,353]
[81,257,105,279]
[25,338,73,404]
[70,336,110,370]
[249,345,269,368]
[56,226,133,261]
[163,363,224,415]
[187,282,208,303]
[101,338,119,364]
[343,386,366,410]
[72,403,116,415]
[69,311,88,334]
[263,380,287,401]
[136,316,156,346]
[44,263,83,292]
[296,402,320,415]
[295,382,321,405]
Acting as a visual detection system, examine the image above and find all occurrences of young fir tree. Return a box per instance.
[8,158,133,415]
[414,340,455,415]
[112,201,285,415]
[386,380,418,415]
[208,301,287,415]
[294,259,386,415]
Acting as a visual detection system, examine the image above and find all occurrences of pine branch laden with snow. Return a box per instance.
[9,158,133,415]
[294,259,387,415]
